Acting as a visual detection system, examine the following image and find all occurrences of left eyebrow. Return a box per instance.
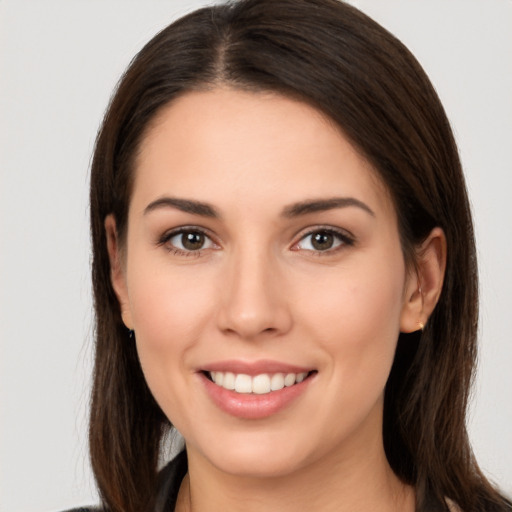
[143,197,220,218]
[281,197,375,218]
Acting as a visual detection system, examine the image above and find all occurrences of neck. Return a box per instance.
[176,435,415,512]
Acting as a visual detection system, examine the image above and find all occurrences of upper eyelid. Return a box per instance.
[293,225,355,242]
[157,224,355,249]
[159,225,216,242]
[290,227,356,254]
[158,227,220,255]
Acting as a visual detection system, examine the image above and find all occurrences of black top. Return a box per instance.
[64,450,188,512]
[64,451,471,511]
[154,450,188,512]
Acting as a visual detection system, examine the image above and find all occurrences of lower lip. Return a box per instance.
[200,373,314,420]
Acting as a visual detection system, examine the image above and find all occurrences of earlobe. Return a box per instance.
[105,215,134,330]
[400,227,447,333]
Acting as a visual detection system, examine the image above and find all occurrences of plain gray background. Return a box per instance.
[1,1,511,510]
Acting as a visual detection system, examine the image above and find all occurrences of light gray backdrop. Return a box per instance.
[1,1,510,511]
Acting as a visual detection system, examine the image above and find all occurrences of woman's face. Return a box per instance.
[111,88,421,478]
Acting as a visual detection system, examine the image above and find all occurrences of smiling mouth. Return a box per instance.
[204,370,316,395]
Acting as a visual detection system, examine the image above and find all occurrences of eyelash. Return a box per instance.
[157,226,355,257]
[292,226,355,255]
[158,227,217,257]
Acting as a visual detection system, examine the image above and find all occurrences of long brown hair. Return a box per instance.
[89,1,511,510]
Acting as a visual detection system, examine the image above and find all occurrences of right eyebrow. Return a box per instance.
[281,197,375,218]
[143,197,220,218]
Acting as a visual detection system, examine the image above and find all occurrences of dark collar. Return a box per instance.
[154,450,188,512]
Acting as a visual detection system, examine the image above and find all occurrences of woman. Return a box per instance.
[81,0,511,510]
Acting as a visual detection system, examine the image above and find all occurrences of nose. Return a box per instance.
[216,247,293,340]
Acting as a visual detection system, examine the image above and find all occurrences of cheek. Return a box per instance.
[125,260,218,406]
[298,252,406,380]
[300,262,405,441]
[128,260,214,343]
[126,265,219,428]
[304,262,404,333]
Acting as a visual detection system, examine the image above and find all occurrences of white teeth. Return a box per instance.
[234,374,252,393]
[252,374,271,394]
[296,372,307,383]
[284,373,296,387]
[223,372,235,390]
[212,371,222,386]
[270,373,285,391]
[208,370,310,394]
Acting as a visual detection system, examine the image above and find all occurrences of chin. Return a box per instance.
[212,451,308,479]
[191,429,318,479]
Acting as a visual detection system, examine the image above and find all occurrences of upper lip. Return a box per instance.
[200,359,314,376]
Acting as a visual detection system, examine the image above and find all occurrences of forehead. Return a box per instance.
[132,88,394,218]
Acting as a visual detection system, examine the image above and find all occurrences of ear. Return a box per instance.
[400,227,447,333]
[105,214,134,330]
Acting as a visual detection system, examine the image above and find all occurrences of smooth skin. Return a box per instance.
[106,88,446,512]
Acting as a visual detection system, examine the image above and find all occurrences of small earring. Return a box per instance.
[418,322,425,331]
[129,329,135,339]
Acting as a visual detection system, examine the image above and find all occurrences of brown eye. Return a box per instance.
[165,229,215,253]
[181,231,205,250]
[295,228,353,253]
[311,231,335,250]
